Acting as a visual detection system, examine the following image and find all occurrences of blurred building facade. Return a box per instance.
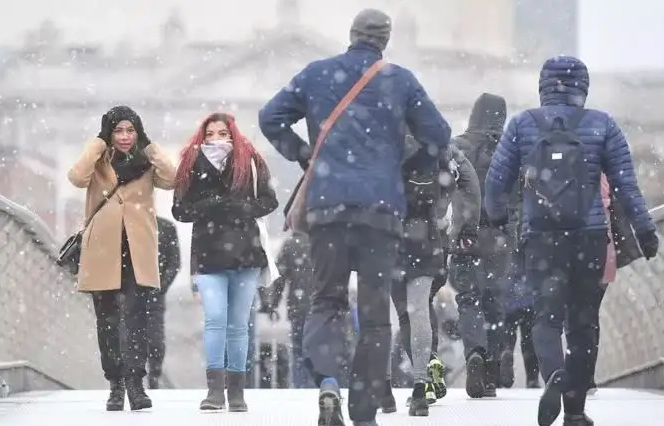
[0,0,662,245]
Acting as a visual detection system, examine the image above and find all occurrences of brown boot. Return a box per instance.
[227,371,248,412]
[200,370,226,410]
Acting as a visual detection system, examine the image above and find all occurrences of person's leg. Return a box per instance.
[225,267,261,411]
[448,253,487,398]
[348,226,399,423]
[304,224,352,426]
[121,268,152,410]
[196,272,230,410]
[92,291,125,411]
[587,283,607,395]
[290,313,312,388]
[146,291,166,389]
[525,233,571,426]
[562,232,606,423]
[405,275,434,416]
[481,252,508,395]
[427,278,447,399]
[381,279,409,414]
[520,307,541,388]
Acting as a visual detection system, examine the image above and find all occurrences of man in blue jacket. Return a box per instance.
[258,9,450,426]
[484,55,658,426]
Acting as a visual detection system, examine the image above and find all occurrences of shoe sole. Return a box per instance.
[106,405,124,411]
[129,401,152,411]
[229,405,248,412]
[499,351,515,388]
[538,370,568,426]
[318,391,345,426]
[465,355,486,399]
[381,406,397,414]
[428,362,448,399]
[408,407,429,416]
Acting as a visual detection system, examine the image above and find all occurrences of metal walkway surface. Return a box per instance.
[1,388,662,426]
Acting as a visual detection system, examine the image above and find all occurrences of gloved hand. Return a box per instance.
[432,271,448,290]
[97,113,113,145]
[637,230,659,260]
[298,158,310,172]
[133,116,152,151]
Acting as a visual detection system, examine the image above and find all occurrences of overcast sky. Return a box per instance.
[0,0,660,71]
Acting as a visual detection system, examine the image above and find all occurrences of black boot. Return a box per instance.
[538,369,569,426]
[125,376,152,411]
[483,358,498,398]
[408,383,429,417]
[227,371,248,412]
[106,379,125,411]
[563,413,594,426]
[465,351,486,399]
[200,369,226,410]
[147,374,160,390]
[380,380,396,413]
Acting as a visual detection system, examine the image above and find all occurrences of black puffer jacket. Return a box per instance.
[171,152,278,274]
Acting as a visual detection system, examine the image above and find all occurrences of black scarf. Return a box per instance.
[111,148,152,185]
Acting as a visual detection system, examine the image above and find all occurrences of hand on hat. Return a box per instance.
[133,117,152,151]
[97,113,113,146]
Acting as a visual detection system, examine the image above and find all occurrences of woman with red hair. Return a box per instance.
[172,113,278,412]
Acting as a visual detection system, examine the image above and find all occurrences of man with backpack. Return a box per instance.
[258,9,450,426]
[452,92,511,398]
[484,55,658,426]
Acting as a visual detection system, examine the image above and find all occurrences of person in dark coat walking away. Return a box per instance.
[172,112,278,412]
[262,232,316,388]
[146,216,181,389]
[258,9,451,426]
[452,92,511,398]
[381,135,458,417]
[484,55,658,426]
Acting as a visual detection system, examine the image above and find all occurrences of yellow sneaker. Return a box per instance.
[428,358,447,399]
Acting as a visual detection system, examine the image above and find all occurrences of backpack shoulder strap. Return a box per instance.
[527,109,550,133]
[565,108,588,131]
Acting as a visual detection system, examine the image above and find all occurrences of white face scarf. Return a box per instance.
[201,140,233,171]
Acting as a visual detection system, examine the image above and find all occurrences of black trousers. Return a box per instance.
[92,249,151,380]
[505,307,539,382]
[303,223,399,422]
[146,291,166,377]
[525,230,606,414]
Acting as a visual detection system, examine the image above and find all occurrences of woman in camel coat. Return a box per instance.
[67,106,176,412]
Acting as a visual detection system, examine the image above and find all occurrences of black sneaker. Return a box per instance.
[380,379,397,414]
[318,380,345,426]
[465,352,486,399]
[538,369,569,426]
[408,383,429,417]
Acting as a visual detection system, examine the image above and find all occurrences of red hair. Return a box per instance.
[174,113,270,198]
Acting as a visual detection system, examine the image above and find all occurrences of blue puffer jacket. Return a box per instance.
[484,55,654,236]
[259,42,451,220]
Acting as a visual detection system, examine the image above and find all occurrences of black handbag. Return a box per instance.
[57,185,119,276]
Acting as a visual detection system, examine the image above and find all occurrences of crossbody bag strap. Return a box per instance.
[83,184,120,229]
[305,59,387,174]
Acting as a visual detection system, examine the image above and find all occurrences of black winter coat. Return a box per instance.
[171,152,278,274]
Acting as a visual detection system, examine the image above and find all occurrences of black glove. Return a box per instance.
[637,230,659,260]
[298,158,310,172]
[432,272,448,290]
[133,116,152,150]
[97,113,113,145]
[442,319,461,340]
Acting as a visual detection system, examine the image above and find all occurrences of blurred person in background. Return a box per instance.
[172,112,278,412]
[146,215,181,389]
[452,92,510,399]
[261,231,316,388]
[67,105,176,411]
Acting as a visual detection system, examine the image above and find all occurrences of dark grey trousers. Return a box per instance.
[448,252,507,361]
[303,223,399,422]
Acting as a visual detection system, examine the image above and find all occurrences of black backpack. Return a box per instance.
[522,108,594,231]
[402,165,443,255]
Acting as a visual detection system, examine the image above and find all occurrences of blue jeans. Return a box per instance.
[195,268,261,372]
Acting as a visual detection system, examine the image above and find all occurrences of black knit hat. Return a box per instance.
[106,105,143,131]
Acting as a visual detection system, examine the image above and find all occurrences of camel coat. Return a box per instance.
[67,138,177,292]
